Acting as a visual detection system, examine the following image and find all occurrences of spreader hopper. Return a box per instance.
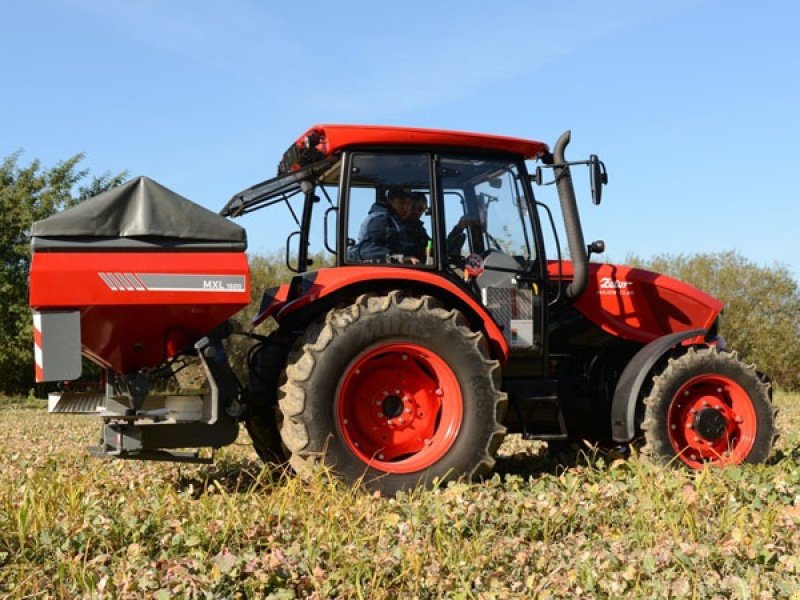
[29,176,250,381]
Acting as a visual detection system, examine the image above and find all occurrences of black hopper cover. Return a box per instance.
[31,176,246,252]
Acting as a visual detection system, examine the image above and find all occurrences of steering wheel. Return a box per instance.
[464,253,485,277]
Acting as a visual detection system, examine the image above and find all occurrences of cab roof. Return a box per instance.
[297,124,549,161]
[223,125,550,217]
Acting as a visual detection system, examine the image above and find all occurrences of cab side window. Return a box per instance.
[345,153,433,265]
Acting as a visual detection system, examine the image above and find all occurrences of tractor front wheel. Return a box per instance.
[278,292,507,495]
[642,347,776,468]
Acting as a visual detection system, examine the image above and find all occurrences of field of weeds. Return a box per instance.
[1,391,799,599]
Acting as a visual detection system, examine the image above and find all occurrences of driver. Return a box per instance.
[406,192,430,262]
[348,188,419,264]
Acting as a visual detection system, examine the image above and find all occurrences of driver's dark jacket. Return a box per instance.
[348,201,414,262]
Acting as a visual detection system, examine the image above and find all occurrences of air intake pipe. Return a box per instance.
[551,130,588,300]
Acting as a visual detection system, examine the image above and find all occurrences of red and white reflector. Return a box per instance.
[32,310,82,382]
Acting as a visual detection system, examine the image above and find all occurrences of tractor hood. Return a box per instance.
[548,261,723,344]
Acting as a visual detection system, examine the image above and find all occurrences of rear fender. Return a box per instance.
[252,284,291,326]
[610,328,708,442]
[274,266,510,362]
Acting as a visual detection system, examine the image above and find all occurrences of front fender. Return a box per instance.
[610,328,706,442]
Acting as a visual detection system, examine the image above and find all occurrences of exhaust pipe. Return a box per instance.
[550,130,588,300]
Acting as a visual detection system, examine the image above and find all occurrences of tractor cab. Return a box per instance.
[221,125,593,359]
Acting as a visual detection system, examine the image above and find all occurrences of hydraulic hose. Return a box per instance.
[551,130,588,300]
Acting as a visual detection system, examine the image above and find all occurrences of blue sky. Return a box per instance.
[3,0,800,282]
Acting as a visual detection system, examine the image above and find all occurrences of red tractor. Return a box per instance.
[29,125,776,494]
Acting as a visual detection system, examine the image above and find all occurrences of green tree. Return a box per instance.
[627,250,800,390]
[0,152,126,394]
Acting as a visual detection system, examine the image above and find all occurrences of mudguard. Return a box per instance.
[274,266,510,362]
[610,328,706,442]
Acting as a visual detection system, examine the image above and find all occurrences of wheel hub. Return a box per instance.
[693,407,728,441]
[336,342,463,474]
[666,373,758,467]
[381,395,405,419]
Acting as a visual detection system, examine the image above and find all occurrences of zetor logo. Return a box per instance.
[600,277,631,289]
[203,280,225,289]
[599,277,634,295]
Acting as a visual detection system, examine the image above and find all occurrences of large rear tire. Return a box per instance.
[278,292,507,495]
[642,347,776,468]
[245,342,288,464]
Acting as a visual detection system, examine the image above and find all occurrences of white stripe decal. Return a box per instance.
[96,273,246,292]
[123,273,145,291]
[129,273,148,290]
[34,344,43,368]
[108,273,128,290]
[99,273,118,290]
[118,273,135,291]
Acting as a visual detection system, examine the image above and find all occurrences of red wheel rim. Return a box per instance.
[335,342,463,474]
[666,374,757,468]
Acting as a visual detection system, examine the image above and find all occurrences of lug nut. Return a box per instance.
[435,388,444,396]
[404,408,411,414]
[402,354,408,361]
[378,454,384,460]
[343,418,349,425]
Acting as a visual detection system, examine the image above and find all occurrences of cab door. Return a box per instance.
[436,154,546,362]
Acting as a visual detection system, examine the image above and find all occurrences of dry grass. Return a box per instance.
[1,391,798,598]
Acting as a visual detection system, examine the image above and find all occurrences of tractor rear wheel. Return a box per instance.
[278,292,507,495]
[642,347,776,468]
[246,342,288,464]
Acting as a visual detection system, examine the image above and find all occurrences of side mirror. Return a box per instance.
[589,154,608,205]
[587,239,606,257]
